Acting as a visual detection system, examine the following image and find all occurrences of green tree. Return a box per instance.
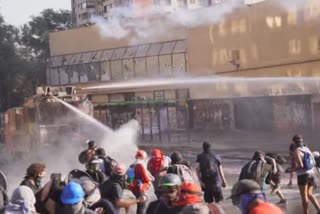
[0,15,23,111]
[21,9,72,86]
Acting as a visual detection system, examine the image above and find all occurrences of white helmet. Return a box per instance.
[313,151,320,157]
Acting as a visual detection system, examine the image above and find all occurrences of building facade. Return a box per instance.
[71,0,203,27]
[51,0,320,141]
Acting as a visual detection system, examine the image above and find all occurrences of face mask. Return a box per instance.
[239,193,266,214]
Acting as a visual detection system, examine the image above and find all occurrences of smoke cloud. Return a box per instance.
[90,0,243,42]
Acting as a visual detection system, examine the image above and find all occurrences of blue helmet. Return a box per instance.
[61,181,85,205]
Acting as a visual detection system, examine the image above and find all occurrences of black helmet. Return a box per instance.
[292,134,303,143]
[87,140,95,149]
[159,173,182,187]
[171,151,182,164]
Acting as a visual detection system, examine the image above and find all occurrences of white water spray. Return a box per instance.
[51,96,140,166]
[80,76,320,92]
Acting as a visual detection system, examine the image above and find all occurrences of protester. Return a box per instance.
[58,181,94,214]
[95,147,117,177]
[80,179,118,214]
[147,149,171,198]
[78,140,97,166]
[239,150,274,192]
[100,163,145,212]
[291,134,320,214]
[146,173,183,214]
[195,142,227,204]
[5,186,37,214]
[20,163,46,195]
[265,153,287,204]
[128,150,153,214]
[228,179,283,214]
[167,151,194,183]
[86,158,107,185]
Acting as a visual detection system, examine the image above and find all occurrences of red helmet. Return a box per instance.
[135,150,147,160]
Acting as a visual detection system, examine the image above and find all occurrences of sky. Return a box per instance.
[0,0,71,27]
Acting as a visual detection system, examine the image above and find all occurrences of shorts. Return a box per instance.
[202,185,223,203]
[297,173,315,186]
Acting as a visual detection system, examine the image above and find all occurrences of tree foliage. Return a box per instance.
[21,9,72,61]
[0,9,72,111]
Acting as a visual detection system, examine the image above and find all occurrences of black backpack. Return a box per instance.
[239,160,264,181]
[103,156,117,177]
[314,156,320,168]
[199,153,219,180]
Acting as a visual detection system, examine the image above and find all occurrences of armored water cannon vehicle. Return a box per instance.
[4,86,93,157]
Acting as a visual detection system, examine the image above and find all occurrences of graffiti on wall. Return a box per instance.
[192,100,233,129]
[272,96,310,130]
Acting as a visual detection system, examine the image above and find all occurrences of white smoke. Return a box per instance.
[91,0,315,42]
[90,0,243,42]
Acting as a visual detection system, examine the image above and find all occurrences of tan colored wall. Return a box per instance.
[188,0,320,76]
[49,23,187,56]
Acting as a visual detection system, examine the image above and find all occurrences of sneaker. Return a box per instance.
[277,199,287,205]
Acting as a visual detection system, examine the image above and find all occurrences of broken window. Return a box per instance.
[123,46,138,59]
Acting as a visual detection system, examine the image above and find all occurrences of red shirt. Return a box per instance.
[249,202,283,214]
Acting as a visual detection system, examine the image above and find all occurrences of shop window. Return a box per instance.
[266,16,282,28]
[288,39,301,55]
[287,8,297,25]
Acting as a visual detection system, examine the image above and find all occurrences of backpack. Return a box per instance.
[127,166,135,184]
[315,156,320,168]
[239,160,264,181]
[199,153,219,179]
[299,148,315,170]
[175,164,194,183]
[79,150,88,164]
[103,156,117,177]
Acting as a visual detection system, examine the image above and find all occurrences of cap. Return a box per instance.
[227,179,262,200]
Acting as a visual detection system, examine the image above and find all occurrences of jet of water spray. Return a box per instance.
[51,95,112,133]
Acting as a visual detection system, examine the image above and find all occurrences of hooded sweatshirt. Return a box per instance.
[5,186,36,214]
